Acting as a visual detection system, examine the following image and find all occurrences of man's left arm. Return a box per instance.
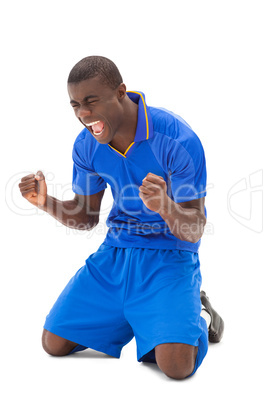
[139,173,206,243]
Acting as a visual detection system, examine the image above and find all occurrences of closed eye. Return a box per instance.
[71,101,96,108]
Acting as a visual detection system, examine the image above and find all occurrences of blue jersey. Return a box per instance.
[72,91,207,252]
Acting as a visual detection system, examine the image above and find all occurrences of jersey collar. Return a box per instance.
[127,91,153,142]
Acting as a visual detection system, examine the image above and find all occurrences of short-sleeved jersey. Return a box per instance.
[72,91,207,252]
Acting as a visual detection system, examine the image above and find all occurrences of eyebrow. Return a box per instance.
[70,95,99,104]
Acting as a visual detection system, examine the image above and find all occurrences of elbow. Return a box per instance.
[174,214,206,243]
[84,215,99,231]
[89,215,99,230]
[177,232,202,244]
[68,215,99,231]
[181,232,203,244]
[189,213,206,243]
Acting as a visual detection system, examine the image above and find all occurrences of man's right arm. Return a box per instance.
[19,171,105,230]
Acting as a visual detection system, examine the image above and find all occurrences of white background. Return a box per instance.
[1,0,267,400]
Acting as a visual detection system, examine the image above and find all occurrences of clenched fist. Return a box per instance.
[139,172,169,214]
[19,171,47,208]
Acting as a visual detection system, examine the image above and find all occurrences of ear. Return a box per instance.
[117,83,127,100]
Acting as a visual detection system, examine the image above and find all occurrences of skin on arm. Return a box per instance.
[139,172,206,243]
[18,171,105,230]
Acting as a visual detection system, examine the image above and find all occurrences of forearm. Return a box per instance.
[40,195,98,230]
[160,197,206,243]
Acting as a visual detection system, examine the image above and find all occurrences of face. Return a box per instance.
[68,76,126,144]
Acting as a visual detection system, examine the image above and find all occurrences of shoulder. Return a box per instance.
[72,128,100,165]
[73,128,100,152]
[74,127,94,146]
[149,106,192,136]
[148,106,205,159]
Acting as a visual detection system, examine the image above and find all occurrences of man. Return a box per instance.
[19,56,224,380]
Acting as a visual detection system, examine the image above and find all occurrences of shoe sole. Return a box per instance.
[200,291,224,343]
[209,316,224,343]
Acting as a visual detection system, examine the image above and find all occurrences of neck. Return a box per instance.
[109,96,138,154]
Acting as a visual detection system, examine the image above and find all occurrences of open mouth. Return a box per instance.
[85,120,105,136]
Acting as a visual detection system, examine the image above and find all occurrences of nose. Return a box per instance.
[76,105,92,119]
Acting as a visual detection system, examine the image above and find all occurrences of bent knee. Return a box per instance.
[42,329,77,356]
[159,361,195,380]
[155,343,197,380]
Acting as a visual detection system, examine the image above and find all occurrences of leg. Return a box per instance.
[125,248,208,375]
[43,245,134,359]
[42,329,78,356]
[155,343,198,380]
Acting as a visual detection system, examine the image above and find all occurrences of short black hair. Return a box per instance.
[67,56,123,89]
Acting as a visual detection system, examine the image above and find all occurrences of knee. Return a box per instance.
[158,360,195,380]
[155,343,197,380]
[42,329,76,356]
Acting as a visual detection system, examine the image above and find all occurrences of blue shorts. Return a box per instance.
[44,244,208,374]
